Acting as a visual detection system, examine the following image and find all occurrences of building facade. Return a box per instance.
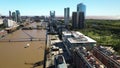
[64,7,70,27]
[72,3,86,29]
[16,10,21,23]
[77,12,85,29]
[77,3,86,29]
[73,46,104,68]
[62,31,96,57]
[3,19,17,28]
[77,3,86,13]
[50,11,55,21]
[12,12,16,21]
[72,12,77,29]
[93,46,120,68]
[9,11,12,19]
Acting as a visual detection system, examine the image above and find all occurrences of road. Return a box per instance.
[46,35,72,68]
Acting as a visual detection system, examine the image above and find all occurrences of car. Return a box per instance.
[54,55,67,68]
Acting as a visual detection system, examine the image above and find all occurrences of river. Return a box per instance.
[0,22,46,68]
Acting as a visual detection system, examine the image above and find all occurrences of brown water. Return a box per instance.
[0,23,46,68]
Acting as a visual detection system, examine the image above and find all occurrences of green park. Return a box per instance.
[79,19,120,54]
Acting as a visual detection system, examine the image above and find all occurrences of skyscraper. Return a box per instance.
[64,8,66,23]
[12,12,16,21]
[72,12,77,29]
[49,11,56,22]
[50,11,55,18]
[64,7,70,26]
[72,3,86,29]
[9,11,12,19]
[77,3,86,29]
[16,10,21,23]
[77,3,86,13]
[77,12,85,29]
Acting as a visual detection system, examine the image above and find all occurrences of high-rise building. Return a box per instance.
[12,12,16,21]
[72,3,86,29]
[50,11,55,20]
[77,3,86,13]
[77,3,86,29]
[9,11,12,19]
[64,7,70,26]
[64,8,66,23]
[16,10,21,23]
[72,12,77,29]
[77,12,85,29]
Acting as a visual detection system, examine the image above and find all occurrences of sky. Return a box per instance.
[0,0,120,16]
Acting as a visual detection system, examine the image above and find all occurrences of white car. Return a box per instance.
[54,55,67,68]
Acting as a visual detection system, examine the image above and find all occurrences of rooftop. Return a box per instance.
[75,46,105,68]
[67,31,96,44]
[62,31,72,36]
[97,46,120,64]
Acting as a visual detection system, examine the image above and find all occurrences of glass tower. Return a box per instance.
[16,10,21,23]
[64,7,70,26]
[77,3,86,13]
[12,12,16,21]
[77,3,86,29]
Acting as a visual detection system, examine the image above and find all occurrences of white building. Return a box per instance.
[62,31,72,41]
[0,19,3,25]
[3,19,19,28]
[63,31,96,50]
